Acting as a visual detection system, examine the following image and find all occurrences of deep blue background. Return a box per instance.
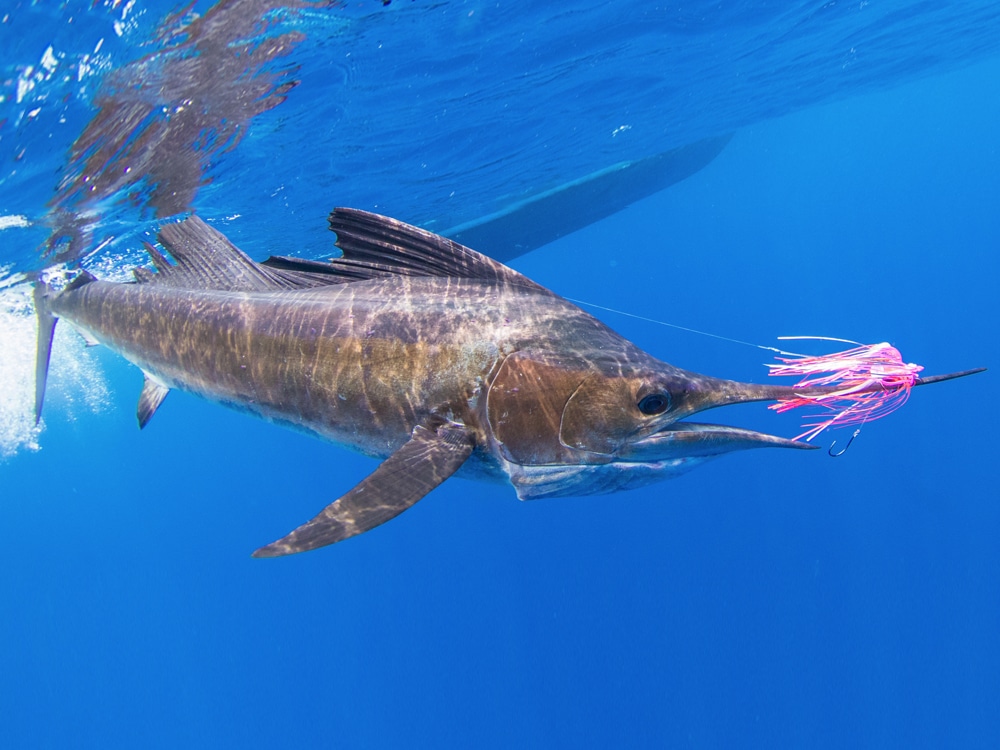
[1,4,998,748]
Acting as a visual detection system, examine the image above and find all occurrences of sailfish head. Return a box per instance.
[482,345,978,500]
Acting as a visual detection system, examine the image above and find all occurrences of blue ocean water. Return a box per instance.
[1,2,998,747]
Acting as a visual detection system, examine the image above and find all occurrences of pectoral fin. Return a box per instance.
[252,420,476,557]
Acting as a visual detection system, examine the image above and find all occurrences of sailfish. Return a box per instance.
[33,209,982,556]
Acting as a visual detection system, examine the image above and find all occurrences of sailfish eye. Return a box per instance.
[637,392,670,416]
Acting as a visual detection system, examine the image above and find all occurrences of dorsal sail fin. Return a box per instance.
[138,216,332,292]
[144,211,547,292]
[262,208,547,290]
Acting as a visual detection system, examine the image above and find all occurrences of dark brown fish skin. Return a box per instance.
[40,210,841,472]
[47,268,731,463]
[51,277,494,456]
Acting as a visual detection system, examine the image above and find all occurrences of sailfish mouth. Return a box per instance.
[625,365,986,462]
[621,420,817,462]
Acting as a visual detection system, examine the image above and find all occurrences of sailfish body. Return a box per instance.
[32,209,970,556]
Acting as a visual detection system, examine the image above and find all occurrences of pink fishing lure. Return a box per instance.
[767,339,924,442]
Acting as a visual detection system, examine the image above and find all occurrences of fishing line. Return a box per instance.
[565,295,933,446]
[564,296,844,357]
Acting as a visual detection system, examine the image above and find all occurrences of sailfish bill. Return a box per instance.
[33,209,983,556]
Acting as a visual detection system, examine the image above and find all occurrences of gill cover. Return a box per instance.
[559,372,641,455]
[488,350,589,465]
[487,350,653,464]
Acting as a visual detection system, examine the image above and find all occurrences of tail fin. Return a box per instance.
[33,280,57,425]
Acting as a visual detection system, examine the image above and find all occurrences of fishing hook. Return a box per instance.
[828,428,861,457]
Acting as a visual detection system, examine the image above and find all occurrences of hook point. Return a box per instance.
[828,429,861,457]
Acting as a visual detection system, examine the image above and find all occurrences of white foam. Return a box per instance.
[0,283,112,460]
[0,215,30,230]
